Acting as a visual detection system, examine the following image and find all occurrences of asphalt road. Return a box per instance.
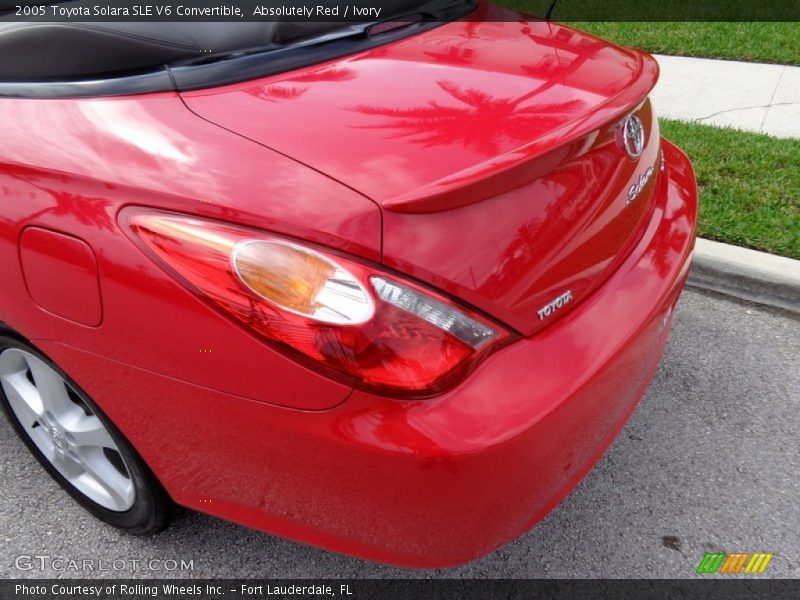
[1,289,798,579]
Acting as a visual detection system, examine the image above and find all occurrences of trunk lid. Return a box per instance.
[182,14,662,335]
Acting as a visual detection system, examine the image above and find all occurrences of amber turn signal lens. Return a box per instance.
[232,240,374,325]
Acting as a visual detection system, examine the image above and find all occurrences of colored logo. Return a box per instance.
[696,552,774,574]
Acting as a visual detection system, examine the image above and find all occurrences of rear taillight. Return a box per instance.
[124,211,510,397]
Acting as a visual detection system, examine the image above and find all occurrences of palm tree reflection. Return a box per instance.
[245,85,308,103]
[353,80,582,156]
[287,66,355,83]
[244,66,355,103]
[11,174,114,231]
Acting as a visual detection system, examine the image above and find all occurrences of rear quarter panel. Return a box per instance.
[0,92,382,410]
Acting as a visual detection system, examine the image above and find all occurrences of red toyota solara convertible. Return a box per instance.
[0,1,697,567]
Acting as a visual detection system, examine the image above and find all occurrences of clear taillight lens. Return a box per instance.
[124,211,510,397]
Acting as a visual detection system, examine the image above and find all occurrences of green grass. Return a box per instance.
[493,2,799,64]
[660,119,800,258]
[488,5,800,256]
[565,22,800,65]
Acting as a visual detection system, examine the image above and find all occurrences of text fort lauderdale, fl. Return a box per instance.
[16,583,353,597]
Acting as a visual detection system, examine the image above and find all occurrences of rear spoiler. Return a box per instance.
[382,52,660,214]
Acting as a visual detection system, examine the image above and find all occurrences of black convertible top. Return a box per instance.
[0,0,475,97]
[0,21,350,80]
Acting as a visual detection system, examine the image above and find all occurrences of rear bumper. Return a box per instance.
[38,138,697,568]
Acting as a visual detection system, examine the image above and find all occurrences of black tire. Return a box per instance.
[0,334,171,534]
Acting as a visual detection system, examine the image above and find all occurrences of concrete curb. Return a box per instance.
[688,238,800,315]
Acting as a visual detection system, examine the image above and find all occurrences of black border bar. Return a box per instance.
[3,579,800,600]
[3,0,800,21]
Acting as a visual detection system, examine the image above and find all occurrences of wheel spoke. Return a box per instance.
[26,357,77,419]
[1,374,43,428]
[76,446,134,511]
[65,415,116,450]
[52,450,85,480]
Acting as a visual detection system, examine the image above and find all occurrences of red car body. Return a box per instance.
[0,5,697,566]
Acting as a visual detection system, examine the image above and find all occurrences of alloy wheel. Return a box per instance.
[0,348,135,512]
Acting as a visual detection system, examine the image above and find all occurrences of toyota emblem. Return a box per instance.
[619,114,645,160]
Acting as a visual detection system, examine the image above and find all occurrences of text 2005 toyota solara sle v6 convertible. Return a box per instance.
[0,1,697,567]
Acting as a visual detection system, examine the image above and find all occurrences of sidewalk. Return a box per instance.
[650,54,800,139]
[646,54,800,312]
